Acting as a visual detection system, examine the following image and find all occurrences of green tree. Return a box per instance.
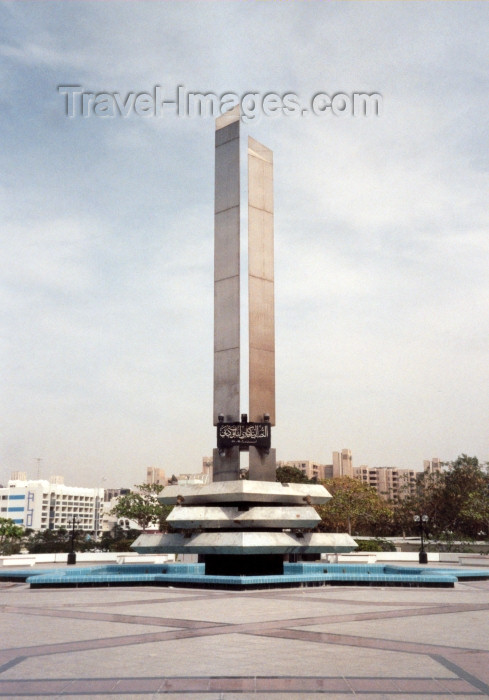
[390,470,440,538]
[460,491,489,538]
[422,456,488,537]
[0,518,24,555]
[391,455,489,540]
[440,456,489,535]
[111,483,173,532]
[457,461,489,538]
[26,527,97,554]
[316,477,393,536]
[99,524,142,552]
[27,528,68,554]
[391,491,419,537]
[276,466,311,484]
[354,537,397,552]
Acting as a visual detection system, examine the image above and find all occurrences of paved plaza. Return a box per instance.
[1,574,489,698]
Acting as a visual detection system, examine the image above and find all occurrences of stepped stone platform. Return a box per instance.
[133,531,356,555]
[158,481,332,504]
[132,480,357,577]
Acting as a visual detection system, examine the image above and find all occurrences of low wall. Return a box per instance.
[0,552,177,567]
[116,554,176,564]
[336,552,462,564]
[459,556,489,567]
[1,551,483,568]
[0,552,134,566]
[373,552,461,563]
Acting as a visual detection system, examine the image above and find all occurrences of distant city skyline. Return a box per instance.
[2,3,488,488]
[2,451,450,491]
[2,453,441,510]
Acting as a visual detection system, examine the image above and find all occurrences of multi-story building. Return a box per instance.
[202,457,213,480]
[104,488,131,503]
[146,467,167,486]
[353,466,417,502]
[332,449,353,478]
[10,471,27,481]
[0,478,103,533]
[276,461,333,481]
[173,472,210,486]
[423,458,442,474]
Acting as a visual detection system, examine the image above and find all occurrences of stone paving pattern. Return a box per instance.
[1,576,489,698]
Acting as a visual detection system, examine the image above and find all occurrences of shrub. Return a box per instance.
[354,537,396,552]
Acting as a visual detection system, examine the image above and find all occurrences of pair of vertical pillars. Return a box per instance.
[213,107,276,481]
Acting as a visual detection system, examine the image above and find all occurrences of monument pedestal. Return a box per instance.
[204,554,284,576]
[132,480,357,575]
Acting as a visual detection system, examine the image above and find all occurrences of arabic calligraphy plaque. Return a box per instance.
[217,422,271,450]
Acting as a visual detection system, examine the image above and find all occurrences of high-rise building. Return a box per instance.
[146,467,167,486]
[332,449,353,478]
[202,457,213,480]
[423,458,442,474]
[0,479,103,532]
[353,466,417,501]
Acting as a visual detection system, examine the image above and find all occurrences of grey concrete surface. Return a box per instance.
[1,575,489,698]
[213,107,240,434]
[158,480,333,505]
[248,135,275,429]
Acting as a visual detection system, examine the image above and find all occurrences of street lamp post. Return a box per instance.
[67,515,79,566]
[413,514,429,564]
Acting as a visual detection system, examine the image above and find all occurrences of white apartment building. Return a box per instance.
[276,461,333,481]
[0,478,104,533]
[202,457,213,479]
[172,472,210,486]
[146,467,167,486]
[332,449,353,478]
[423,458,442,474]
[353,466,418,501]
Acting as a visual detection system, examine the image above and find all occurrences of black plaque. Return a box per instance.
[217,422,271,450]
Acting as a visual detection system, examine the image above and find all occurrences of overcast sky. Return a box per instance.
[1,2,488,488]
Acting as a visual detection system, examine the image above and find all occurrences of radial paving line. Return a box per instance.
[430,654,489,697]
[2,599,489,633]
[248,626,486,657]
[1,604,225,629]
[250,626,489,696]
[1,583,489,696]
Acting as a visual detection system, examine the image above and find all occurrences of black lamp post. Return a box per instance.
[67,515,79,565]
[413,514,429,564]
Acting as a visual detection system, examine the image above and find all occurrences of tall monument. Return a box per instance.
[132,109,357,578]
[213,106,276,482]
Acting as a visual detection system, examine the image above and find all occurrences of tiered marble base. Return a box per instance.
[132,480,357,575]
